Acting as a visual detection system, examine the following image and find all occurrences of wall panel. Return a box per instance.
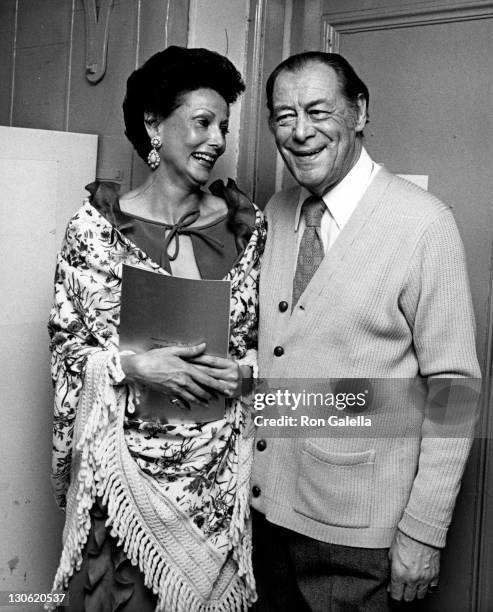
[0,0,190,191]
[11,0,72,131]
[237,0,289,206]
[0,0,16,125]
[0,126,98,600]
[67,0,137,188]
[16,0,72,47]
[13,43,69,130]
[238,0,329,206]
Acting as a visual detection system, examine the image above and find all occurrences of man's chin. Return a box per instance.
[293,174,327,196]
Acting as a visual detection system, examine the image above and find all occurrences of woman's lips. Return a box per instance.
[191,152,218,167]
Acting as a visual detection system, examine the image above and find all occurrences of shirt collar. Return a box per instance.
[295,147,377,231]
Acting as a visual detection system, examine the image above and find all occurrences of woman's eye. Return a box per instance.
[220,125,230,136]
[196,118,210,128]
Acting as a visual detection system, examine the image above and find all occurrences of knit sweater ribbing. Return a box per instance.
[251,167,480,548]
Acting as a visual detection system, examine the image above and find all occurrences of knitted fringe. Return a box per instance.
[46,350,255,612]
[45,351,124,609]
[227,405,256,596]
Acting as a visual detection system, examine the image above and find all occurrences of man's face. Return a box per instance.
[270,61,366,196]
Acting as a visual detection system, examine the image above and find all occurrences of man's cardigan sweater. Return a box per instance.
[251,167,481,549]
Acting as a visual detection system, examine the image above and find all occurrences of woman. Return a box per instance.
[48,46,265,611]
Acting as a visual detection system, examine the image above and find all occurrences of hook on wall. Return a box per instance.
[83,0,114,84]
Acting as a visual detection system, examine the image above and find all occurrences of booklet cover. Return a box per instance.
[119,264,231,423]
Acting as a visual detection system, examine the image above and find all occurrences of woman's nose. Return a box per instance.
[209,125,226,151]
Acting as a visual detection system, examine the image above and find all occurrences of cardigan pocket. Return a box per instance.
[293,441,375,528]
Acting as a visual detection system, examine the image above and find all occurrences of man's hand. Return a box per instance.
[388,530,440,602]
[192,354,244,398]
[120,343,228,406]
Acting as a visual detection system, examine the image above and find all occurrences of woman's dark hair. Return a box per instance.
[266,51,369,134]
[123,46,245,161]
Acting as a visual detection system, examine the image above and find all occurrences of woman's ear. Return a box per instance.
[143,112,160,138]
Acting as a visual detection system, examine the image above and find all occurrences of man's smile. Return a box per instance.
[290,146,325,160]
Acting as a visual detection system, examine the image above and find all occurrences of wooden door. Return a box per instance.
[242,1,493,610]
[0,127,97,597]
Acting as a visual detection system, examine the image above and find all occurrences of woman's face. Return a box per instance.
[155,88,229,189]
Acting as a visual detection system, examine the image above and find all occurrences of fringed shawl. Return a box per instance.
[50,351,255,611]
[48,182,265,610]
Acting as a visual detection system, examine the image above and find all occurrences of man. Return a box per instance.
[251,52,480,611]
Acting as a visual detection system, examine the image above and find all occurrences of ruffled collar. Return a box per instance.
[85,179,257,254]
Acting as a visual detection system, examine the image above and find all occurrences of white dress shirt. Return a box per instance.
[294,147,380,254]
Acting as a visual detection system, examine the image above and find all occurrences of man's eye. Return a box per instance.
[275,114,296,126]
[220,124,230,135]
[309,109,331,120]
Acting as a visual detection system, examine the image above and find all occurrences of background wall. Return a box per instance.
[188,0,250,183]
[0,0,252,194]
[0,127,98,605]
[0,0,190,194]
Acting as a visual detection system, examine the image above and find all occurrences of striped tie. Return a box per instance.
[292,196,325,308]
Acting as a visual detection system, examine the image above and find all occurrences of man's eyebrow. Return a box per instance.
[272,104,295,113]
[306,98,331,107]
[273,98,332,113]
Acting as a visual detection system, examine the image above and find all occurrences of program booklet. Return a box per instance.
[119,264,231,423]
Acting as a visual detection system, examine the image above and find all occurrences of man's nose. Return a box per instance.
[293,114,315,142]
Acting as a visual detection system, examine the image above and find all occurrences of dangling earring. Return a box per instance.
[147,135,162,170]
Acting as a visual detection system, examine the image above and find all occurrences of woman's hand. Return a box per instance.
[120,343,232,406]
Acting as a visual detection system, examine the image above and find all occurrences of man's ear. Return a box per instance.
[354,94,368,133]
[268,116,276,134]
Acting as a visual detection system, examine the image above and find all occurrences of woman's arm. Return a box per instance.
[49,244,113,508]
